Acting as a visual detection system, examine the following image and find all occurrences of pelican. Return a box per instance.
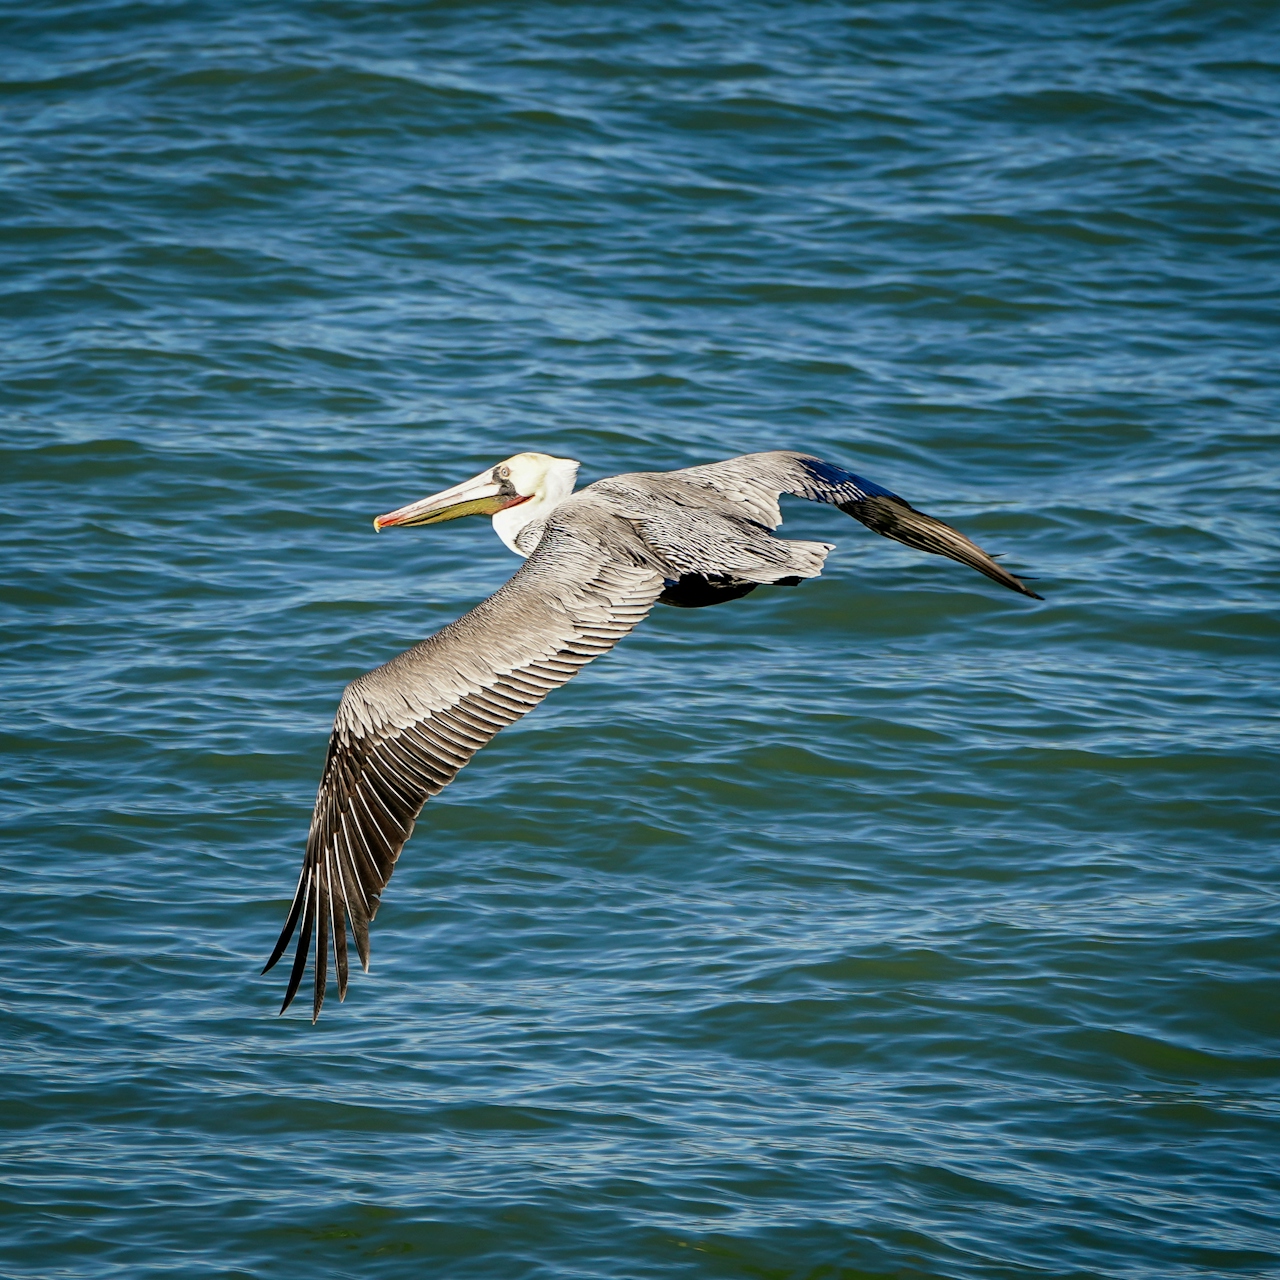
[264,450,1041,1019]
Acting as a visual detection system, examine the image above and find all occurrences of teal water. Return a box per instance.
[3,2,1279,1276]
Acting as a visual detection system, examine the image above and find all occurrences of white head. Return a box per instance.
[373,452,580,555]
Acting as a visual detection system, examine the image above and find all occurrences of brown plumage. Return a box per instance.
[264,451,1040,1020]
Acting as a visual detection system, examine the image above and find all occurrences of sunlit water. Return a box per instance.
[2,3,1278,1277]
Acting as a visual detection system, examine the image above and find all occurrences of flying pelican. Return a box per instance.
[264,450,1041,1020]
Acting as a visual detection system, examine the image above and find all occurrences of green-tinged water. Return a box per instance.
[2,2,1278,1277]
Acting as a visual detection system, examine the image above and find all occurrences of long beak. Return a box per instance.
[373,469,528,531]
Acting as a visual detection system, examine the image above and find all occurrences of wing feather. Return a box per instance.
[265,513,665,1020]
[672,451,1042,598]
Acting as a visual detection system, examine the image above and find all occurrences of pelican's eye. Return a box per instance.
[497,465,511,480]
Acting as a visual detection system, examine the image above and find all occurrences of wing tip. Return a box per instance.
[839,495,1044,601]
[986,564,1044,600]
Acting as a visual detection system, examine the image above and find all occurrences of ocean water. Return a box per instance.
[2,2,1279,1276]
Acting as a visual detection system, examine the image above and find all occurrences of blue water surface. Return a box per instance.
[2,2,1279,1277]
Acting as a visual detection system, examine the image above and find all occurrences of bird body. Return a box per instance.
[265,450,1040,1020]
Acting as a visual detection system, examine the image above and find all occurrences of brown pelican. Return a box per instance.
[264,451,1041,1020]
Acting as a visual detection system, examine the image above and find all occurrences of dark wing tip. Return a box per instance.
[839,495,1043,599]
[262,870,308,977]
[274,872,314,1016]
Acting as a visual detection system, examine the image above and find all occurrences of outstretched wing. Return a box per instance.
[672,451,1042,599]
[264,511,665,1021]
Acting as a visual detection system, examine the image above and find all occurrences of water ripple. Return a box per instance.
[3,1,1279,1277]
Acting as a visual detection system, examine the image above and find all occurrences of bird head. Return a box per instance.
[373,452,580,553]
